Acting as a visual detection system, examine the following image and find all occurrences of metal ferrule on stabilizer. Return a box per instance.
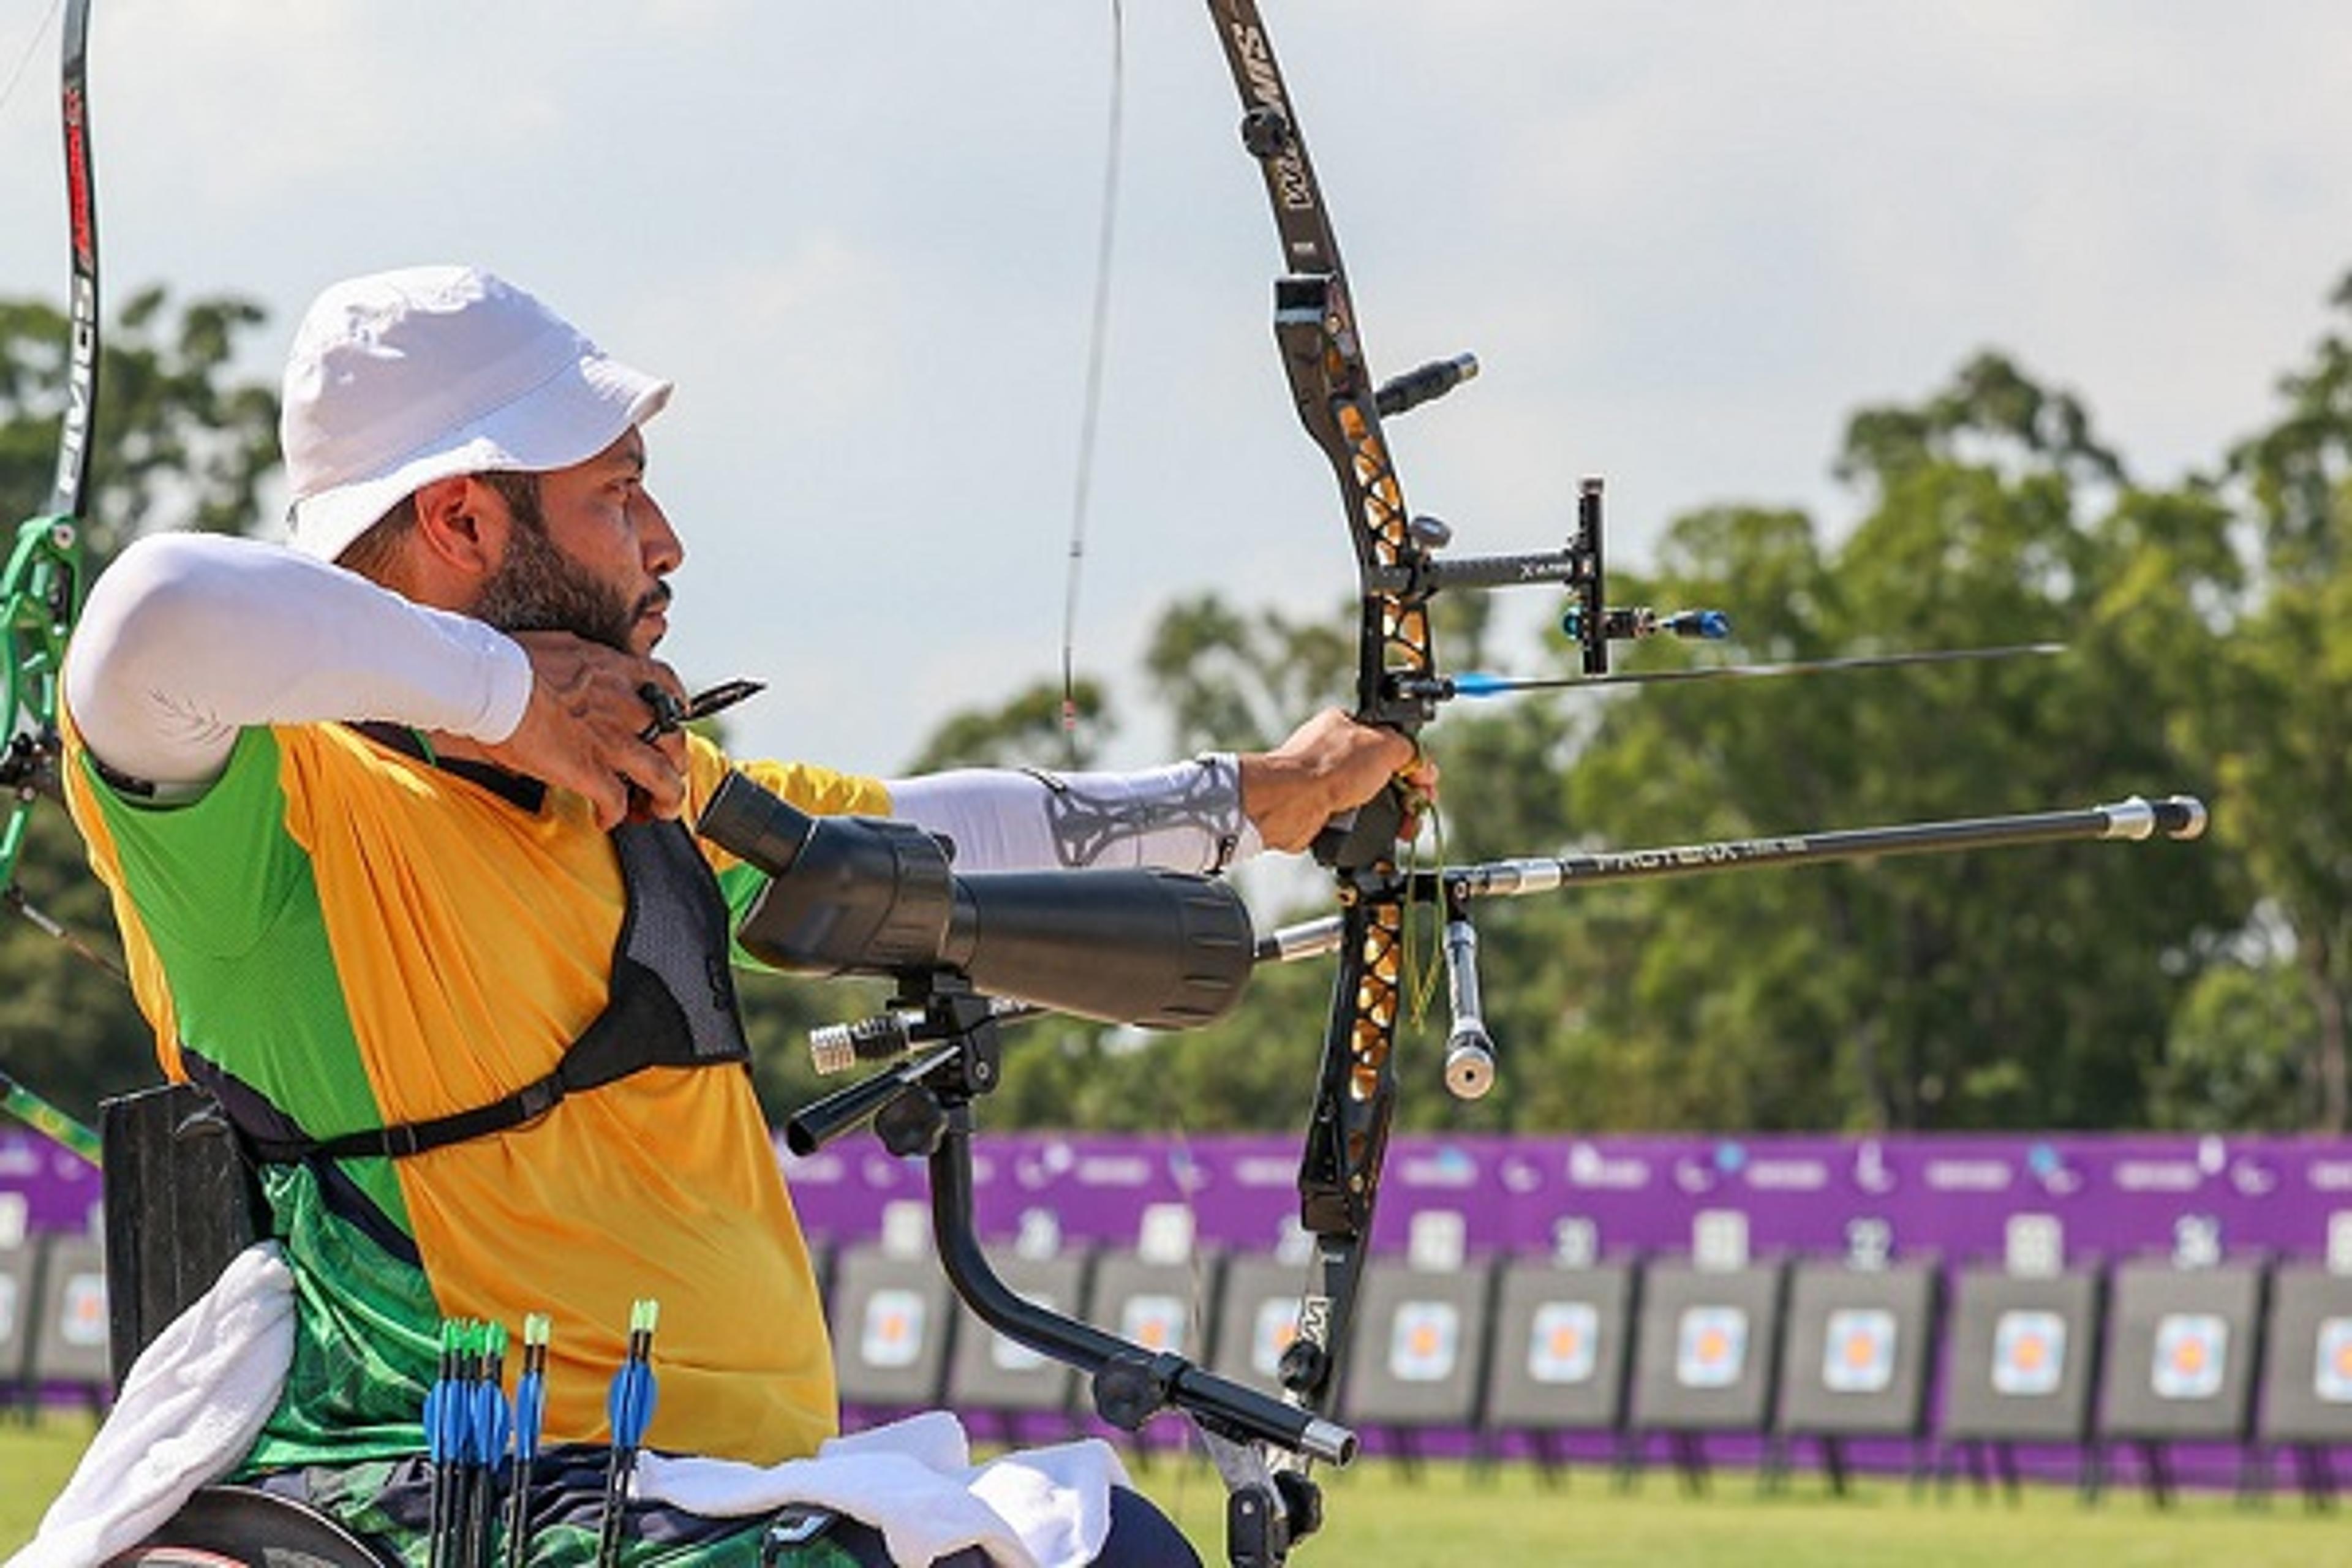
[2100,794,2210,843]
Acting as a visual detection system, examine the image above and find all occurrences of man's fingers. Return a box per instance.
[617,738,688,821]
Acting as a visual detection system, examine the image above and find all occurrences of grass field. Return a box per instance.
[6,1412,2347,1566]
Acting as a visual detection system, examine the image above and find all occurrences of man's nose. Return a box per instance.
[638,491,684,575]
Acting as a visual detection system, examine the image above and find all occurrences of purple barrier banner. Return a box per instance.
[11,1120,2351,1268]
[777,1131,2352,1268]
[0,1128,103,1243]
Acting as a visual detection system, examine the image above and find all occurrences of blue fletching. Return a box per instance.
[473,1376,513,1468]
[514,1373,547,1462]
[423,1383,450,1462]
[1450,672,1512,698]
[608,1361,656,1446]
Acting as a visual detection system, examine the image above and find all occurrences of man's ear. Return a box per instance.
[410,475,502,578]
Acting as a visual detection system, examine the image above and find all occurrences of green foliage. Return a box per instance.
[1,287,281,1128]
[0,805,152,1121]
[0,286,280,553]
[901,677,1112,772]
[907,334,2328,1133]
[2152,953,2314,1131]
[14,273,2352,1140]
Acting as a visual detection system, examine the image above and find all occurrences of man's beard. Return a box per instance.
[473,514,660,653]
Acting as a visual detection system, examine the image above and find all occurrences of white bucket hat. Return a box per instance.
[280,265,672,562]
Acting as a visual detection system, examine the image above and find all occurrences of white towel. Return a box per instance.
[7,1248,1125,1568]
[7,1242,295,1568]
[636,1411,1131,1568]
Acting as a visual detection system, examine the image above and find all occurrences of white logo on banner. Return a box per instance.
[1121,1294,1189,1354]
[1407,1212,1466,1272]
[2150,1313,2228,1400]
[1389,1302,1460,1383]
[1014,1208,1061,1260]
[860,1289,927,1368]
[1692,1210,1749,1272]
[1528,1302,1599,1385]
[1822,1308,1898,1394]
[2003,1215,2064,1278]
[1675,1306,1748,1389]
[1991,1310,2067,1396]
[1252,1297,1301,1379]
[878,1201,930,1259]
[1136,1203,1195,1266]
[2315,1317,2352,1404]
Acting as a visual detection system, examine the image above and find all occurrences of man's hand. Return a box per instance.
[479,631,689,829]
[1237,708,1440,854]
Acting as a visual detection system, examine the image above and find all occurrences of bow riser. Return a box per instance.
[1207,0,1427,1426]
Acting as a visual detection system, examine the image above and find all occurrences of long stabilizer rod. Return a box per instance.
[1256,794,2207,963]
[807,796,2206,1068]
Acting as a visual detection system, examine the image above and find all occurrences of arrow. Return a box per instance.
[595,1298,659,1568]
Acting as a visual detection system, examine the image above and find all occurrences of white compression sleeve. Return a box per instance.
[64,532,533,788]
[882,757,1264,873]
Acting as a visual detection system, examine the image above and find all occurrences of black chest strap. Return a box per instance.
[241,815,752,1166]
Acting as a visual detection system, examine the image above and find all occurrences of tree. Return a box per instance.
[900,677,1112,773]
[1,287,281,1125]
[2201,270,2352,1129]
[0,287,279,553]
[1537,354,2242,1131]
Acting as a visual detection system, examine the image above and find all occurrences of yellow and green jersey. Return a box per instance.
[63,714,889,1469]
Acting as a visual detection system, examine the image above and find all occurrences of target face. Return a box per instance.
[1388,1300,1461,1383]
[2150,1312,2228,1401]
[859,1287,927,1368]
[1120,1293,1189,1354]
[1675,1305,1749,1389]
[2314,1316,2352,1404]
[1991,1309,2067,1396]
[59,1269,105,1348]
[1821,1307,1898,1395]
[1251,1298,1300,1379]
[1528,1301,1600,1385]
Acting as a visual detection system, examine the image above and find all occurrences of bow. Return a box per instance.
[1194,5,2206,1547]
[1201,0,1493,1445]
[2,0,99,902]
[0,0,102,1162]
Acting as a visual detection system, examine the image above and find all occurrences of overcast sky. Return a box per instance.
[5,1,2350,775]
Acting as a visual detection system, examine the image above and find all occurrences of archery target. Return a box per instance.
[1387,1300,1461,1383]
[2316,1317,2352,1404]
[1528,1300,1600,1385]
[1821,1307,1898,1395]
[1674,1305,1749,1389]
[989,1330,1047,1373]
[58,1266,105,1348]
[2150,1312,2228,1401]
[1991,1309,2066,1396]
[1251,1297,1300,1379]
[860,1287,927,1368]
[1120,1292,1189,1354]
